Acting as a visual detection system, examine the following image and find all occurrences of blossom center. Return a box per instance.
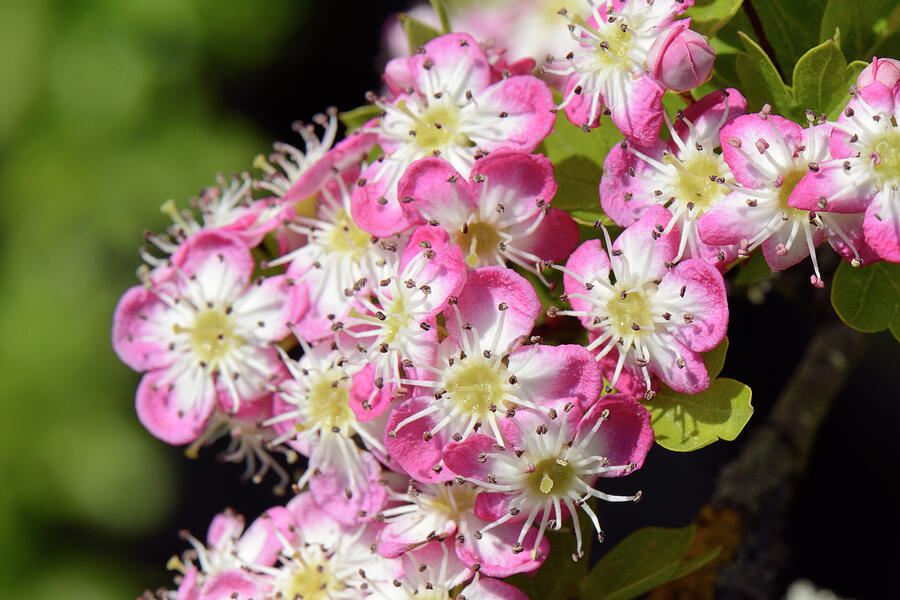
[869,129,900,187]
[283,549,345,600]
[327,209,372,256]
[666,153,728,214]
[419,483,478,520]
[606,286,656,337]
[408,101,467,152]
[589,19,635,68]
[444,357,510,417]
[176,309,243,363]
[452,221,502,267]
[304,368,354,431]
[528,457,576,497]
[776,168,808,220]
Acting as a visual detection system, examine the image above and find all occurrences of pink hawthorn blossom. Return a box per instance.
[265,340,389,524]
[562,206,728,395]
[374,541,531,600]
[646,21,714,93]
[397,150,579,278]
[373,481,548,577]
[698,110,877,285]
[340,226,467,392]
[385,266,603,482]
[788,79,900,263]
[549,0,696,144]
[443,393,653,560]
[164,506,296,600]
[112,230,307,444]
[600,89,747,270]
[354,32,555,237]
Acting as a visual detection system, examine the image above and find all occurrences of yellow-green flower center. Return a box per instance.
[452,221,502,267]
[606,285,656,337]
[176,309,244,364]
[528,457,576,497]
[665,153,729,214]
[284,553,345,600]
[444,358,509,417]
[776,168,809,220]
[328,209,371,256]
[870,129,900,187]
[403,100,469,153]
[302,368,354,432]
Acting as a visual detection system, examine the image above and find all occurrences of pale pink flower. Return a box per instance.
[385,266,602,482]
[354,33,555,237]
[600,89,747,270]
[443,394,653,560]
[373,481,548,577]
[112,230,307,444]
[563,207,728,395]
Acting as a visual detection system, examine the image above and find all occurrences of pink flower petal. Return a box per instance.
[135,368,215,445]
[515,207,581,263]
[507,344,603,413]
[600,140,664,227]
[385,396,453,483]
[198,570,263,600]
[474,76,555,152]
[577,393,654,474]
[612,205,679,281]
[864,190,900,262]
[444,266,540,355]
[657,259,728,352]
[461,576,531,600]
[720,114,803,188]
[112,285,175,372]
[675,88,747,148]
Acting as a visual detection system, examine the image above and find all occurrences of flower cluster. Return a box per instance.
[116,2,898,598]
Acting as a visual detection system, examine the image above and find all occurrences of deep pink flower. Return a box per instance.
[699,110,878,282]
[550,0,695,144]
[788,81,900,263]
[385,266,602,482]
[646,21,714,92]
[398,150,579,279]
[563,207,728,395]
[353,33,555,237]
[600,89,747,270]
[443,393,653,560]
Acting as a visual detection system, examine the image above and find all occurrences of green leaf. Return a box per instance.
[704,337,729,379]
[538,96,621,217]
[339,104,380,132]
[400,13,441,53]
[685,0,744,37]
[792,39,849,116]
[428,0,451,34]
[820,0,900,62]
[733,250,772,286]
[645,364,754,452]
[734,31,796,116]
[749,0,829,71]
[831,261,900,341]
[579,526,720,600]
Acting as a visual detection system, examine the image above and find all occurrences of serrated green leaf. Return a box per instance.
[538,96,621,218]
[339,104,379,132]
[792,39,849,116]
[579,526,719,600]
[400,13,441,53]
[831,261,900,341]
[685,0,744,37]
[820,0,900,62]
[735,31,796,115]
[646,378,753,452]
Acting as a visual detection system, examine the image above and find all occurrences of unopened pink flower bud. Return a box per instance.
[647,22,715,92]
[857,57,900,89]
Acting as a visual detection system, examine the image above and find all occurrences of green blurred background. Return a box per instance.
[0,1,404,596]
